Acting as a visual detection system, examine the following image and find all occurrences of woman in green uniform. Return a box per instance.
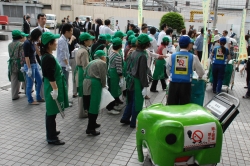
[129,34,152,128]
[83,50,107,136]
[41,32,69,145]
[105,34,112,69]
[75,33,95,118]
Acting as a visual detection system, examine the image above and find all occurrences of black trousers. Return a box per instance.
[83,95,98,130]
[197,51,203,62]
[150,79,167,91]
[167,82,191,105]
[106,97,120,111]
[46,114,58,142]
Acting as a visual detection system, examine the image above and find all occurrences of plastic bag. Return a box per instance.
[99,88,115,110]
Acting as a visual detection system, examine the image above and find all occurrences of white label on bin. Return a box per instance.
[207,100,227,115]
[183,122,217,151]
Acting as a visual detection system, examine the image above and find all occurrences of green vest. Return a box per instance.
[42,54,69,115]
[211,34,215,43]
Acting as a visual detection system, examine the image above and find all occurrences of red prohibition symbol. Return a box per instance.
[192,130,203,143]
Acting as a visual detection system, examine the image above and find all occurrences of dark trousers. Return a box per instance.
[150,79,167,91]
[197,51,203,61]
[167,82,191,105]
[247,80,250,96]
[46,114,58,142]
[212,64,226,93]
[83,95,98,130]
[106,97,120,111]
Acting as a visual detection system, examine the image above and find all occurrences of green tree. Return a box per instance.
[160,12,185,33]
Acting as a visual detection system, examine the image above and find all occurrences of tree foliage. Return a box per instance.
[160,12,185,33]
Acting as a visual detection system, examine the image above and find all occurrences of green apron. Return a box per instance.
[152,59,166,80]
[42,54,69,116]
[8,42,25,82]
[74,66,84,97]
[108,53,122,98]
[85,60,102,114]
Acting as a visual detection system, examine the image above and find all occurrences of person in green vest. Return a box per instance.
[75,32,95,118]
[83,50,107,136]
[40,32,69,145]
[8,30,29,100]
[129,34,152,128]
[106,37,124,114]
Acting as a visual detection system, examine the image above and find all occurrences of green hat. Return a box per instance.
[112,37,123,46]
[162,36,170,42]
[94,50,106,58]
[106,34,112,42]
[114,31,127,39]
[126,30,135,37]
[79,32,95,42]
[41,32,60,45]
[131,37,137,46]
[12,30,29,38]
[98,34,107,41]
[128,35,135,42]
[138,34,152,44]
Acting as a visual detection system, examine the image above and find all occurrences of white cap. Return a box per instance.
[215,28,218,31]
[214,35,220,41]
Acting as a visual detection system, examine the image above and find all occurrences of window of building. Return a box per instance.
[43,5,52,10]
[60,5,71,11]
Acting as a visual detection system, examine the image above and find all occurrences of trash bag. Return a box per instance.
[99,88,115,110]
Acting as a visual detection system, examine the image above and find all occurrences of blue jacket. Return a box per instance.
[212,46,229,65]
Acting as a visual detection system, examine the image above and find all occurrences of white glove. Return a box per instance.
[27,68,32,77]
[119,78,124,88]
[142,87,147,98]
[66,65,72,71]
[50,89,58,100]
[20,67,25,73]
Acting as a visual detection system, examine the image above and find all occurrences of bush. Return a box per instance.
[159,12,185,33]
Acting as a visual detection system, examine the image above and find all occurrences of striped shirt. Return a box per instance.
[109,50,123,75]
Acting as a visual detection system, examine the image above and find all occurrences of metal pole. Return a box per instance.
[212,0,218,30]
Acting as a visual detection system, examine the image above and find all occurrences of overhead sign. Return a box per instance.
[138,0,143,28]
[184,122,217,151]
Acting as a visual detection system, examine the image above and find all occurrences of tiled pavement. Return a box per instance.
[0,64,250,166]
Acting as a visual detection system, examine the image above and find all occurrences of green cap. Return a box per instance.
[113,31,127,39]
[106,34,112,42]
[41,32,60,45]
[138,34,152,44]
[128,35,135,42]
[79,32,95,41]
[98,34,107,41]
[126,30,135,37]
[131,37,137,46]
[94,50,106,58]
[112,37,123,46]
[162,36,170,42]
[12,30,29,38]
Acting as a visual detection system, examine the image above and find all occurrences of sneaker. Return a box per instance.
[114,105,124,111]
[69,103,73,107]
[107,110,120,115]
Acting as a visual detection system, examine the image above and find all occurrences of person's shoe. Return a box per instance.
[130,125,136,128]
[37,98,45,102]
[243,95,250,99]
[29,101,40,105]
[12,96,20,100]
[48,140,65,145]
[120,119,130,125]
[114,105,123,111]
[56,131,60,136]
[150,90,159,92]
[244,87,248,89]
[86,130,100,136]
[72,94,78,98]
[107,110,120,115]
[95,124,101,128]
[69,103,73,107]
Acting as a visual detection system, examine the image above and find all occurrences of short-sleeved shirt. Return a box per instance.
[23,40,36,64]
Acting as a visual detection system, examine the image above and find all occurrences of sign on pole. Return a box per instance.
[138,0,143,28]
[238,9,248,61]
[201,0,210,70]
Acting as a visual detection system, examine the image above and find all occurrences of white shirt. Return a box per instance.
[115,24,120,31]
[99,25,104,34]
[148,34,157,53]
[166,49,205,79]
[85,22,89,30]
[100,25,115,35]
[223,35,230,49]
[146,49,159,69]
[166,35,173,52]
[157,30,166,46]
[31,24,50,33]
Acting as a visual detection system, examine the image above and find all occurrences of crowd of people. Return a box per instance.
[7,13,250,145]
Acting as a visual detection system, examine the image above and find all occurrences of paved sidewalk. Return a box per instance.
[0,68,249,166]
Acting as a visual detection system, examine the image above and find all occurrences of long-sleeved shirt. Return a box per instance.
[148,34,157,53]
[194,34,204,51]
[157,30,166,46]
[109,50,123,76]
[100,25,115,35]
[130,50,149,90]
[75,45,90,69]
[8,40,24,72]
[83,59,107,95]
[57,35,70,67]
[166,49,205,78]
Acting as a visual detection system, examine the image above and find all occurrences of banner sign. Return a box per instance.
[238,9,248,61]
[138,0,143,28]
